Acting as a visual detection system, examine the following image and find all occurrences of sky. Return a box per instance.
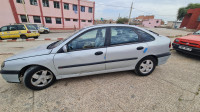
[91,0,200,22]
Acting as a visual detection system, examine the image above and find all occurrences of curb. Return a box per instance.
[0,38,64,42]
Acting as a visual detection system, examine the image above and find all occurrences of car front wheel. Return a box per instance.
[135,56,156,76]
[23,66,56,90]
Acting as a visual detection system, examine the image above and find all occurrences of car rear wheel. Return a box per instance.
[44,30,49,34]
[20,35,27,39]
[135,56,156,76]
[33,36,39,39]
[23,66,56,90]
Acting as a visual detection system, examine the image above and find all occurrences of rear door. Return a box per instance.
[105,27,148,70]
[0,26,10,39]
[8,25,20,38]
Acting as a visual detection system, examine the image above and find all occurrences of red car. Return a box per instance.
[172,30,200,56]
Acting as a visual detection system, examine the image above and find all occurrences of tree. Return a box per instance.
[116,17,129,24]
[177,3,200,20]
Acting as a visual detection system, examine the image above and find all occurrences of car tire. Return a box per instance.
[33,36,39,39]
[0,37,3,40]
[20,35,27,39]
[44,30,49,34]
[12,38,17,40]
[134,56,156,76]
[23,66,56,90]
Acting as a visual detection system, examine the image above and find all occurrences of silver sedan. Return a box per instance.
[0,24,171,90]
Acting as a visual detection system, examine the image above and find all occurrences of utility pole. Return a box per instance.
[22,0,29,23]
[128,1,133,25]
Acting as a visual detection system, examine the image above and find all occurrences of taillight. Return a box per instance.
[27,31,31,33]
[169,42,171,48]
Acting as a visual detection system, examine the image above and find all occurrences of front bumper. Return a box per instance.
[172,43,200,56]
[0,70,20,83]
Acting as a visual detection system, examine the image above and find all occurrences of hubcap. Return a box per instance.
[31,70,53,87]
[139,60,154,74]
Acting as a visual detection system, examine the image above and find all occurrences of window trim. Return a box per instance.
[60,27,109,53]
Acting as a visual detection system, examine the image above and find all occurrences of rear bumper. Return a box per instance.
[156,52,171,66]
[0,70,20,83]
[172,43,200,56]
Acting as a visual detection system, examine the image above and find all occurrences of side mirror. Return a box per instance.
[62,45,68,53]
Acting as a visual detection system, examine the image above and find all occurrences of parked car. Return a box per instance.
[0,24,171,90]
[28,23,50,34]
[0,24,40,40]
[172,30,200,56]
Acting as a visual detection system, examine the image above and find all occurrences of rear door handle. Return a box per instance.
[137,46,144,50]
[95,51,103,55]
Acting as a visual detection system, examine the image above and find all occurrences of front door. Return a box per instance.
[105,27,148,70]
[0,26,10,39]
[54,27,107,75]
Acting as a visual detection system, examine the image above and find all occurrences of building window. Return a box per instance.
[42,0,49,7]
[81,6,85,12]
[64,3,69,10]
[20,15,28,22]
[88,7,92,13]
[88,20,92,23]
[54,1,60,8]
[156,20,159,23]
[81,20,86,22]
[198,15,200,21]
[16,0,25,4]
[73,19,78,22]
[56,18,62,24]
[33,16,41,23]
[30,0,37,5]
[45,17,52,23]
[73,5,77,11]
[65,18,70,21]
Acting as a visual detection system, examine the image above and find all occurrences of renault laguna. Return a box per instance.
[0,24,171,90]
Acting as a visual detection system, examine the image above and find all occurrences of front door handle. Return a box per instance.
[95,51,103,55]
[137,46,144,50]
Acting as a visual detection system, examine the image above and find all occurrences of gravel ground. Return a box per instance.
[0,39,200,111]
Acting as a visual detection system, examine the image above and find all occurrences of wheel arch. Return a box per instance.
[139,55,158,66]
[19,64,56,78]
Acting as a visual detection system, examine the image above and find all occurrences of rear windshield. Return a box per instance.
[26,24,37,30]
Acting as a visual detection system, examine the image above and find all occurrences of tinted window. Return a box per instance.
[20,15,28,22]
[26,24,37,30]
[45,17,52,23]
[33,16,41,23]
[30,0,37,5]
[136,29,155,42]
[64,3,69,10]
[9,25,18,31]
[81,6,85,12]
[110,27,139,45]
[56,18,61,24]
[54,1,60,8]
[1,26,9,32]
[73,5,77,11]
[42,0,49,7]
[68,28,106,51]
[17,25,26,30]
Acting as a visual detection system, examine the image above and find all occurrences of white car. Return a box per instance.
[1,24,171,90]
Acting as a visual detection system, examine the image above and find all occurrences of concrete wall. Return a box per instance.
[0,0,16,27]
[142,19,162,28]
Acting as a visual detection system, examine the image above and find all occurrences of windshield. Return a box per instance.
[26,24,37,30]
[194,30,200,35]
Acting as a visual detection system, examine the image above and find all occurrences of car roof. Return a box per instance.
[83,24,141,30]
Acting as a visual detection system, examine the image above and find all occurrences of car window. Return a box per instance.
[17,25,26,30]
[110,27,139,45]
[26,24,37,30]
[135,29,155,42]
[68,28,106,51]
[1,26,9,32]
[9,25,18,31]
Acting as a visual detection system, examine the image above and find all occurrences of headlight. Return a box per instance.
[175,39,179,43]
[1,61,5,68]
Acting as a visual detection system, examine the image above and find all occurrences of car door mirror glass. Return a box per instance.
[62,45,68,53]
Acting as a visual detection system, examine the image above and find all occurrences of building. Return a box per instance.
[0,0,95,30]
[131,15,154,25]
[167,21,182,28]
[142,19,163,28]
[180,8,200,30]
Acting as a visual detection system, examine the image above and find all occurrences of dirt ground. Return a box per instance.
[0,28,200,112]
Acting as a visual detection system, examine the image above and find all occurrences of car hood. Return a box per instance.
[6,44,52,61]
[177,35,200,42]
